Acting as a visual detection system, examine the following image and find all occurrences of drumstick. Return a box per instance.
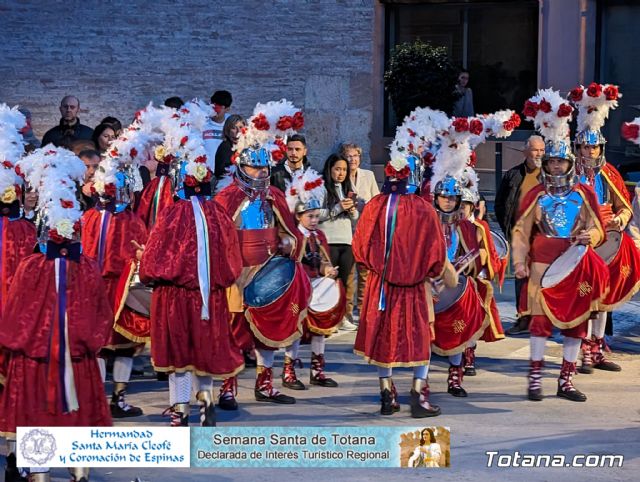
[131,240,145,251]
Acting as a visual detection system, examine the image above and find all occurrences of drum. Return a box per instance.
[539,244,610,326]
[125,273,153,318]
[595,230,622,264]
[244,256,312,347]
[307,277,346,335]
[490,230,509,260]
[541,244,587,289]
[432,275,489,355]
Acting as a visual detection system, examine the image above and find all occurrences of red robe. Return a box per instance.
[0,254,113,436]
[135,175,174,230]
[82,208,149,346]
[0,218,37,385]
[139,198,243,378]
[353,193,446,367]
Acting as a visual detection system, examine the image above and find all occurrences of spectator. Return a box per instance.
[202,90,232,172]
[215,114,246,179]
[17,108,40,152]
[164,96,184,109]
[453,70,475,117]
[100,116,122,136]
[92,123,117,154]
[41,95,93,148]
[78,149,101,211]
[494,134,545,335]
[271,134,310,192]
[339,142,379,324]
[319,153,359,332]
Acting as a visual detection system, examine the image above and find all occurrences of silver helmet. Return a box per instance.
[235,146,272,194]
[433,175,462,224]
[574,128,606,175]
[541,140,577,196]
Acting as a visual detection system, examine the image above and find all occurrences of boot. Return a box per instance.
[5,453,28,482]
[409,378,441,418]
[110,382,143,418]
[309,353,338,387]
[162,402,190,426]
[527,359,544,401]
[196,390,216,427]
[506,315,530,335]
[578,338,594,374]
[463,346,477,376]
[379,377,400,415]
[27,474,49,482]
[447,364,467,397]
[281,356,306,390]
[255,366,296,404]
[557,359,587,402]
[217,376,238,411]
[68,467,90,482]
[591,336,621,371]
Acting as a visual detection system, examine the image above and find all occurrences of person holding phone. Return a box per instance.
[319,154,359,331]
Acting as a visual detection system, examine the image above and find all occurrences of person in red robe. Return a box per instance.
[570,82,636,373]
[139,131,243,426]
[353,158,454,418]
[1,146,112,482]
[135,145,175,230]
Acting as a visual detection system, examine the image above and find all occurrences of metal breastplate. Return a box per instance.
[444,225,460,262]
[579,172,609,205]
[238,197,274,229]
[537,190,584,238]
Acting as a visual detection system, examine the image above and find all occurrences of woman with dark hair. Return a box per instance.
[408,428,442,467]
[215,114,246,179]
[100,116,123,136]
[92,123,117,153]
[319,154,359,330]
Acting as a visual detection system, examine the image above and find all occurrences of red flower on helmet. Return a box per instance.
[271,148,285,162]
[292,112,304,130]
[129,148,138,158]
[2,160,13,169]
[423,152,435,166]
[539,100,552,113]
[184,175,199,187]
[452,117,469,132]
[194,155,207,164]
[252,113,270,131]
[510,113,522,127]
[522,101,539,118]
[587,82,602,98]
[503,120,515,131]
[621,122,640,141]
[557,104,573,117]
[48,229,65,244]
[468,151,477,167]
[180,136,188,146]
[105,183,117,197]
[60,199,74,209]
[569,87,584,102]
[604,85,619,101]
[469,119,483,135]
[110,148,118,157]
[407,128,417,137]
[276,116,293,131]
[385,163,410,179]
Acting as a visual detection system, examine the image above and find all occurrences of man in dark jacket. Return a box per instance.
[494,135,544,334]
[270,134,310,192]
[41,95,94,148]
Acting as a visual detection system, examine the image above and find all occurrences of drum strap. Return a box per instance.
[191,196,211,320]
[151,176,166,227]
[378,193,400,311]
[48,257,79,415]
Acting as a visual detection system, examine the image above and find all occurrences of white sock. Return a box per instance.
[256,349,275,368]
[530,336,547,361]
[413,364,429,379]
[311,335,325,355]
[285,339,301,359]
[7,439,16,454]
[592,312,607,338]
[563,337,581,362]
[29,467,49,473]
[97,358,107,383]
[449,353,463,366]
[467,340,477,348]
[196,375,213,392]
[112,356,133,383]
[169,372,192,404]
[377,367,392,378]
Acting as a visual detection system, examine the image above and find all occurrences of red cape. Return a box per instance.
[1,218,36,313]
[135,175,175,229]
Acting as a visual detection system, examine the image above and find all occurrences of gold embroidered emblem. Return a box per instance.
[620,265,631,279]
[577,281,592,297]
[291,303,300,315]
[452,319,466,334]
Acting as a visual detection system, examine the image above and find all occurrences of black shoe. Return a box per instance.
[506,316,530,335]
[409,389,441,418]
[282,378,306,390]
[110,395,144,418]
[447,385,468,397]
[380,388,395,415]
[310,375,339,387]
[464,366,476,377]
[527,387,543,401]
[593,359,621,372]
[254,389,296,404]
[217,395,239,410]
[557,385,587,402]
[4,453,28,482]
[156,371,169,381]
[197,393,216,427]
[578,364,594,374]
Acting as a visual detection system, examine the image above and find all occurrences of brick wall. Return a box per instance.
[0,0,376,171]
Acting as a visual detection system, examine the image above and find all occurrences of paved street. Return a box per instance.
[2,280,639,481]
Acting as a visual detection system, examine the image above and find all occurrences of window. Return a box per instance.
[384,0,539,136]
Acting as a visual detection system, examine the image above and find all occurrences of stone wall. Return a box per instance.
[0,0,376,171]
